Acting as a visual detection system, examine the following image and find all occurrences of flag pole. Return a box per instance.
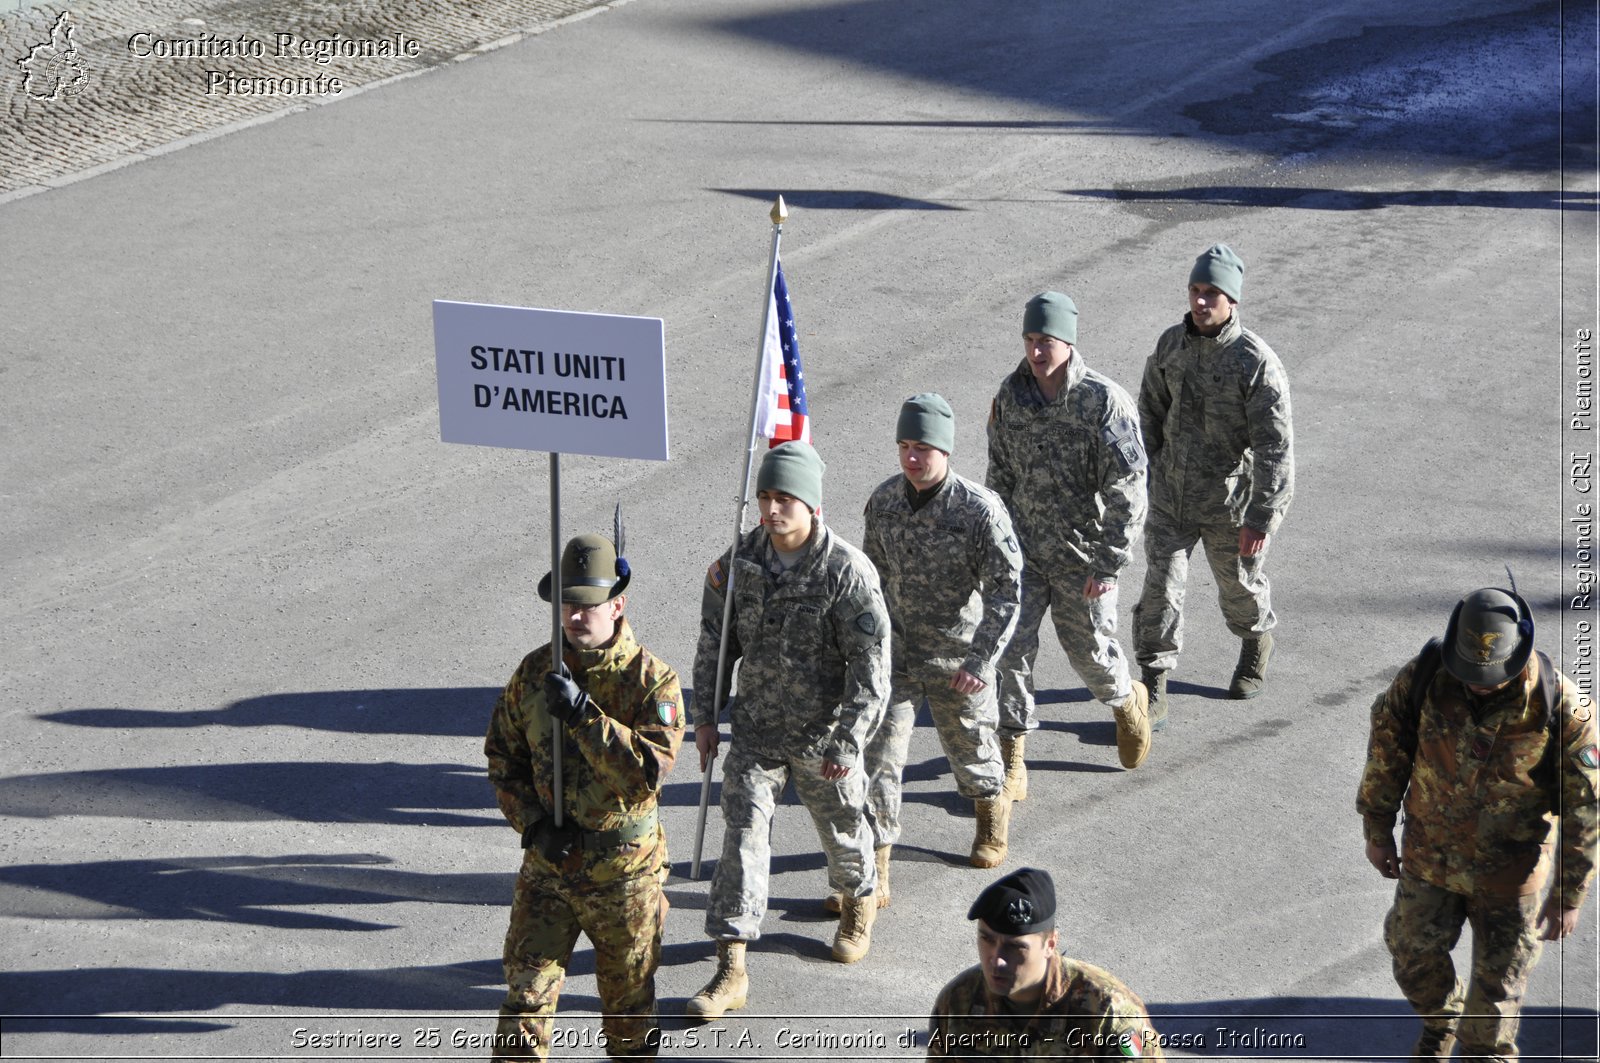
[550,452,564,828]
[691,194,787,880]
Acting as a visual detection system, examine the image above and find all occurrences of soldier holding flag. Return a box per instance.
[686,441,891,1019]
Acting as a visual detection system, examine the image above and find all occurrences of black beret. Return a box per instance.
[967,867,1056,935]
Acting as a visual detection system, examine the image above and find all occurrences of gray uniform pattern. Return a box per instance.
[860,472,1022,838]
[986,355,1147,729]
[692,522,890,940]
[1133,313,1294,672]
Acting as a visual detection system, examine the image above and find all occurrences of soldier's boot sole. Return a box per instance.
[685,942,748,1022]
[831,893,877,963]
[1229,632,1274,699]
[1143,669,1169,732]
[1000,734,1027,801]
[1113,681,1152,770]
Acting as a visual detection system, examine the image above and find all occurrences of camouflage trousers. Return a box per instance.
[1383,875,1543,1059]
[705,743,876,940]
[863,668,1005,845]
[1134,509,1275,674]
[997,558,1133,734]
[494,854,664,1061]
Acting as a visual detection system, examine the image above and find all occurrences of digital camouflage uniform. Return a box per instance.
[927,955,1166,1060]
[1357,653,1599,1058]
[484,618,684,1060]
[1133,312,1293,673]
[986,355,1147,730]
[692,521,891,940]
[861,471,1022,840]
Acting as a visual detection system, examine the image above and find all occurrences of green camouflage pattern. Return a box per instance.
[1136,313,1293,537]
[495,865,666,1060]
[862,471,1022,684]
[1357,654,1599,907]
[986,354,1145,726]
[1383,874,1542,1060]
[986,356,1147,584]
[999,559,1134,730]
[705,744,877,940]
[693,522,886,940]
[1133,312,1289,673]
[928,955,1166,1059]
[1133,518,1273,673]
[483,617,683,1060]
[861,471,1019,824]
[691,521,890,768]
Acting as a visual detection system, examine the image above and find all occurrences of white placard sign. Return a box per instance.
[433,300,668,461]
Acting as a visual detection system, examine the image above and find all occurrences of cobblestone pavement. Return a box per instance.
[1,0,616,199]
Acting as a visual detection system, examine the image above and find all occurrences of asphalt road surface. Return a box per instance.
[2,0,1596,1060]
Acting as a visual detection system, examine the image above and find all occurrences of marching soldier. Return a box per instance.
[1358,585,1598,1059]
[987,291,1152,785]
[686,441,891,1020]
[860,393,1023,877]
[927,867,1165,1059]
[484,533,685,1060]
[1133,243,1294,724]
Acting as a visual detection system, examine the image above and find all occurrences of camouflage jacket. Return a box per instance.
[986,356,1147,583]
[862,471,1022,684]
[928,956,1165,1060]
[691,521,890,768]
[484,617,684,882]
[1357,653,1599,907]
[1138,313,1294,534]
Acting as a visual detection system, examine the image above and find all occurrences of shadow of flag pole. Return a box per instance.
[691,194,788,880]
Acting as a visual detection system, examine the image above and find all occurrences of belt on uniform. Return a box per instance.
[579,810,659,850]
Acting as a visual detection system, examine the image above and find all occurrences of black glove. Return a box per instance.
[522,817,580,863]
[544,668,590,725]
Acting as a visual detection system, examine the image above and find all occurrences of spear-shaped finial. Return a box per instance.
[771,194,788,226]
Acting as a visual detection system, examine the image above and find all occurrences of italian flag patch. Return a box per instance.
[1580,745,1599,769]
[657,701,680,727]
[1118,1030,1143,1058]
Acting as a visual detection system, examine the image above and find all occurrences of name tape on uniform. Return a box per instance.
[433,299,668,461]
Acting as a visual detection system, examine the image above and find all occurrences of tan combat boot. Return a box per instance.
[831,891,878,963]
[1000,734,1028,801]
[823,845,893,914]
[874,845,892,907]
[1113,681,1152,770]
[969,793,1012,868]
[685,940,748,1021]
[1229,632,1274,699]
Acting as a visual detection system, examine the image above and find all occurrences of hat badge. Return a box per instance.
[1466,627,1501,664]
[1005,898,1033,925]
[572,544,599,573]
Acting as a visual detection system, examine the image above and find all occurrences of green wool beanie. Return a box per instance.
[757,441,825,511]
[1022,291,1078,344]
[896,393,956,454]
[1189,243,1245,302]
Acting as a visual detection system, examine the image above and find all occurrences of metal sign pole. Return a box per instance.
[550,452,564,827]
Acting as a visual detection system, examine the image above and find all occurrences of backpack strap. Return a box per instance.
[1402,637,1446,756]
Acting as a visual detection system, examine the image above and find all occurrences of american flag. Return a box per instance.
[754,260,810,446]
